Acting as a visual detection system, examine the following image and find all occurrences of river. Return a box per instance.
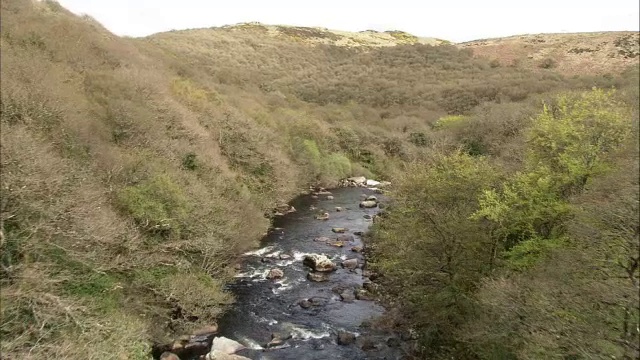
[216,187,405,360]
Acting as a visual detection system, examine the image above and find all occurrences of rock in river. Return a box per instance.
[337,234,355,243]
[340,289,356,303]
[266,268,284,279]
[366,179,380,187]
[160,353,180,360]
[337,331,357,345]
[307,272,330,282]
[315,212,330,220]
[298,299,312,308]
[303,254,336,272]
[348,176,367,185]
[205,337,247,360]
[342,258,359,270]
[332,227,347,233]
[359,200,377,208]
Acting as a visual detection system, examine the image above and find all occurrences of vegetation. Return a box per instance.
[370,87,639,359]
[0,0,637,358]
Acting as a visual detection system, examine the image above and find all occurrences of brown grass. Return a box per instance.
[460,32,640,75]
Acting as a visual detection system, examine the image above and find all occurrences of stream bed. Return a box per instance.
[217,187,405,360]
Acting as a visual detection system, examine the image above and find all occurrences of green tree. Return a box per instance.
[371,151,498,354]
[473,88,632,263]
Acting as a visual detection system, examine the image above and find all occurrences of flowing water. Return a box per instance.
[217,187,404,360]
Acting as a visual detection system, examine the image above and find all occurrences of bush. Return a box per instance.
[181,152,198,171]
[538,58,556,69]
[408,131,430,147]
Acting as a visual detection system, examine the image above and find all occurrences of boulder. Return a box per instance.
[359,201,377,209]
[348,176,367,185]
[210,337,245,354]
[266,268,284,279]
[313,236,331,243]
[342,258,359,270]
[307,272,330,282]
[356,289,374,301]
[326,195,334,200]
[265,338,284,348]
[351,246,363,253]
[337,234,355,242]
[192,324,219,336]
[160,352,181,360]
[303,254,336,272]
[311,195,319,200]
[337,331,356,345]
[170,341,184,352]
[363,280,379,292]
[309,296,330,306]
[340,289,356,303]
[332,285,348,294]
[315,212,330,220]
[332,227,347,233]
[279,254,291,260]
[335,207,344,212]
[358,336,378,351]
[266,332,292,348]
[330,241,345,248]
[366,195,378,202]
[366,179,381,187]
[352,231,364,236]
[299,299,312,308]
[363,214,373,220]
[275,204,296,214]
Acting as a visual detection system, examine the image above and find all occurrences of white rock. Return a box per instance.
[210,337,246,355]
[303,254,336,272]
[366,179,381,187]
[348,176,367,185]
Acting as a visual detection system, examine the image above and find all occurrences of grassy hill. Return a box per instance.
[460,32,639,75]
[1,0,638,358]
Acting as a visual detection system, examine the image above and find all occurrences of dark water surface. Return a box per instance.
[217,187,403,360]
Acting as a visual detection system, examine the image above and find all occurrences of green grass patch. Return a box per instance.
[116,174,189,238]
[433,115,468,129]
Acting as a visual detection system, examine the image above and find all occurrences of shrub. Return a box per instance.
[538,58,556,69]
[408,132,430,147]
[181,152,198,171]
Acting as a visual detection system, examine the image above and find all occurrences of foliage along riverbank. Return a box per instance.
[369,87,640,359]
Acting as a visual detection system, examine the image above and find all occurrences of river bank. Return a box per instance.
[155,182,414,360]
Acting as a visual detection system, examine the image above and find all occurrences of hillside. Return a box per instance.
[218,22,447,47]
[460,31,639,75]
[0,0,638,359]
